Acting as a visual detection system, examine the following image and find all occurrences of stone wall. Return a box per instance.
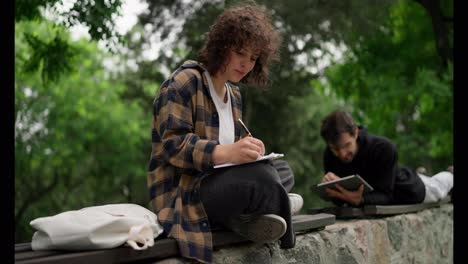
[157,204,453,264]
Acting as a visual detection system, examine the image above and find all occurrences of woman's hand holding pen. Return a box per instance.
[236,136,265,159]
[212,137,265,165]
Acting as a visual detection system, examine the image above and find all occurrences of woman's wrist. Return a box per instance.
[211,144,230,165]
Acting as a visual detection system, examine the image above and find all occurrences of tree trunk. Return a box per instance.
[414,0,452,69]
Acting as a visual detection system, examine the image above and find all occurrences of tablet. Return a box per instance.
[313,174,374,200]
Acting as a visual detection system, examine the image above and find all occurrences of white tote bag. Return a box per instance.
[30,203,164,251]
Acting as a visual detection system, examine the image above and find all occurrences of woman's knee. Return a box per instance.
[243,162,281,186]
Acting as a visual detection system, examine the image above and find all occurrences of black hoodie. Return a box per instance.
[323,127,426,205]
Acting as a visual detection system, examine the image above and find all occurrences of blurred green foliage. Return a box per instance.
[317,0,453,172]
[15,0,452,243]
[15,0,123,84]
[15,20,150,242]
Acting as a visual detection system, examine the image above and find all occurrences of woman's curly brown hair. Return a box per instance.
[198,2,282,88]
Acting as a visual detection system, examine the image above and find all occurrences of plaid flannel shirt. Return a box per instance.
[147,60,243,263]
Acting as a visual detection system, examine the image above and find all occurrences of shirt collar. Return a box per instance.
[180,60,210,89]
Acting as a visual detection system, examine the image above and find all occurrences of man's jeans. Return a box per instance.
[418,171,453,203]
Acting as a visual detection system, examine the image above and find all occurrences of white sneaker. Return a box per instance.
[288,193,304,215]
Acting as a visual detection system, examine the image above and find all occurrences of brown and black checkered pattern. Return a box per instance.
[147,60,243,263]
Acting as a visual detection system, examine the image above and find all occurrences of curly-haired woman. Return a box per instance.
[147,2,301,263]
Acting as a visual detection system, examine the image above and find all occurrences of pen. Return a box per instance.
[238,118,253,137]
[238,118,263,156]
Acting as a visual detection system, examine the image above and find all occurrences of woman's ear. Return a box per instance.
[219,51,231,74]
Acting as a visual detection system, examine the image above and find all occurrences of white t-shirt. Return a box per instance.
[203,71,235,145]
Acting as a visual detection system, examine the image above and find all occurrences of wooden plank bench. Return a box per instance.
[15,213,335,264]
[308,206,365,219]
[307,196,452,219]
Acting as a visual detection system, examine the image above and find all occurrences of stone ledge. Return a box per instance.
[157,204,453,264]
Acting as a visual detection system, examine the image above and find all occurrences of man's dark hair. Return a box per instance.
[320,110,358,145]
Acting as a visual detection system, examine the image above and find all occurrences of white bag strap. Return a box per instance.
[125,224,154,250]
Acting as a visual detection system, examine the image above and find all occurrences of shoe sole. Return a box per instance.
[231,214,287,243]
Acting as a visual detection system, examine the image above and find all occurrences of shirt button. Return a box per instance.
[202,222,208,227]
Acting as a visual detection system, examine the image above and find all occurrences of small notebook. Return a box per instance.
[213,152,284,169]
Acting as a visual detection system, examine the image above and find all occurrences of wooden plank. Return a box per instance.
[15,214,336,264]
[16,249,128,264]
[15,250,66,261]
[307,207,365,219]
[15,238,178,264]
[15,243,32,253]
[364,203,429,215]
[308,196,452,218]
[292,213,335,232]
[364,196,452,215]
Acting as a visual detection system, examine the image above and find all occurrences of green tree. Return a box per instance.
[15,20,149,242]
[118,0,405,210]
[101,0,451,213]
[316,0,453,173]
[15,0,123,83]
[413,0,453,68]
[114,0,411,210]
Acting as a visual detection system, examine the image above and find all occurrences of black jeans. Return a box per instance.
[272,159,294,193]
[200,159,295,249]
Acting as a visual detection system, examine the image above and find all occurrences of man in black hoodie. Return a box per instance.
[319,110,453,206]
